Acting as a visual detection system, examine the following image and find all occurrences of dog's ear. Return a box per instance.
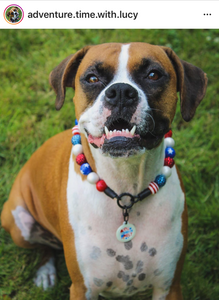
[161,47,208,122]
[49,45,92,110]
[7,11,10,16]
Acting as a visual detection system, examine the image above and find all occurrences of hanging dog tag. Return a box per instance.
[116,222,136,242]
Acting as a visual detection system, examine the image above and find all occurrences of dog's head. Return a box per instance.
[7,7,19,20]
[50,43,207,158]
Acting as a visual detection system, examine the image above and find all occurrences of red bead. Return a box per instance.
[164,157,175,168]
[96,180,107,192]
[76,154,86,165]
[165,130,172,138]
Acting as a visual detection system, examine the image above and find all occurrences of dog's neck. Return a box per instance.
[89,140,165,196]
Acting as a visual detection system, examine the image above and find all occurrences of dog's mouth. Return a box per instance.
[86,118,164,157]
[104,118,139,142]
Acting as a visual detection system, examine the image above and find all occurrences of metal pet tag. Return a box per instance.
[116,222,136,242]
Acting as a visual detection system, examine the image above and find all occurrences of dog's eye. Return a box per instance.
[147,71,161,81]
[87,75,99,83]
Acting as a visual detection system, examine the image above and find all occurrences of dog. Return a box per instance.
[7,6,20,23]
[1,43,207,300]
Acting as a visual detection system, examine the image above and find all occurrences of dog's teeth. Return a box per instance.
[130,125,136,136]
[109,130,113,135]
[122,129,125,132]
[113,129,117,132]
[105,126,109,135]
[126,129,129,133]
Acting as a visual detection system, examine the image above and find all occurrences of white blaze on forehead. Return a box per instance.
[114,44,131,83]
[113,43,150,124]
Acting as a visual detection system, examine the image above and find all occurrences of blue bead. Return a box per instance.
[71,135,81,145]
[154,175,166,187]
[80,163,92,175]
[165,147,176,158]
[75,119,78,125]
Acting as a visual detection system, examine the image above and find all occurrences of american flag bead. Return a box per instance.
[148,182,159,194]
[72,125,80,135]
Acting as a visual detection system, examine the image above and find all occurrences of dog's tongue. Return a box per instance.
[88,134,106,148]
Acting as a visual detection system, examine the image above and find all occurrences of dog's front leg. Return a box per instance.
[152,285,183,300]
[165,285,183,300]
[70,282,87,300]
[60,202,88,299]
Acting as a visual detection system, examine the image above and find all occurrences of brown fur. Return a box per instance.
[1,129,87,292]
[166,166,188,299]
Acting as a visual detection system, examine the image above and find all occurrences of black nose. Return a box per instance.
[105,83,138,108]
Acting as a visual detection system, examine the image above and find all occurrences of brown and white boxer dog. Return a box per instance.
[1,43,207,300]
[7,6,20,23]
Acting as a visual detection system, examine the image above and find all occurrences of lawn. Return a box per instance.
[0,29,219,300]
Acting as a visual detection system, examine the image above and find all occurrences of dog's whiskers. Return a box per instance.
[150,107,165,114]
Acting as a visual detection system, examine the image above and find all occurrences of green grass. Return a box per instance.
[0,29,219,300]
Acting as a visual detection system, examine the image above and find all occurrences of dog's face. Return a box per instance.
[7,7,19,21]
[74,43,178,157]
[50,43,207,158]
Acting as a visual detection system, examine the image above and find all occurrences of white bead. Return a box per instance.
[72,144,83,156]
[162,166,172,178]
[165,137,175,148]
[87,172,100,184]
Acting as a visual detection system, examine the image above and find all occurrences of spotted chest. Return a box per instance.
[73,224,183,300]
[67,149,185,300]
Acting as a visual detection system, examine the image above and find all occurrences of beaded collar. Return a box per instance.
[71,120,175,242]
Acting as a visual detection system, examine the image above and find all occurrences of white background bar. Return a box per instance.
[1,1,218,29]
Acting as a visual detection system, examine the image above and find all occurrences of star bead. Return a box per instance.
[165,147,176,158]
[80,163,92,175]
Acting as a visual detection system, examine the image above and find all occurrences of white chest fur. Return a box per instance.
[67,147,185,300]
